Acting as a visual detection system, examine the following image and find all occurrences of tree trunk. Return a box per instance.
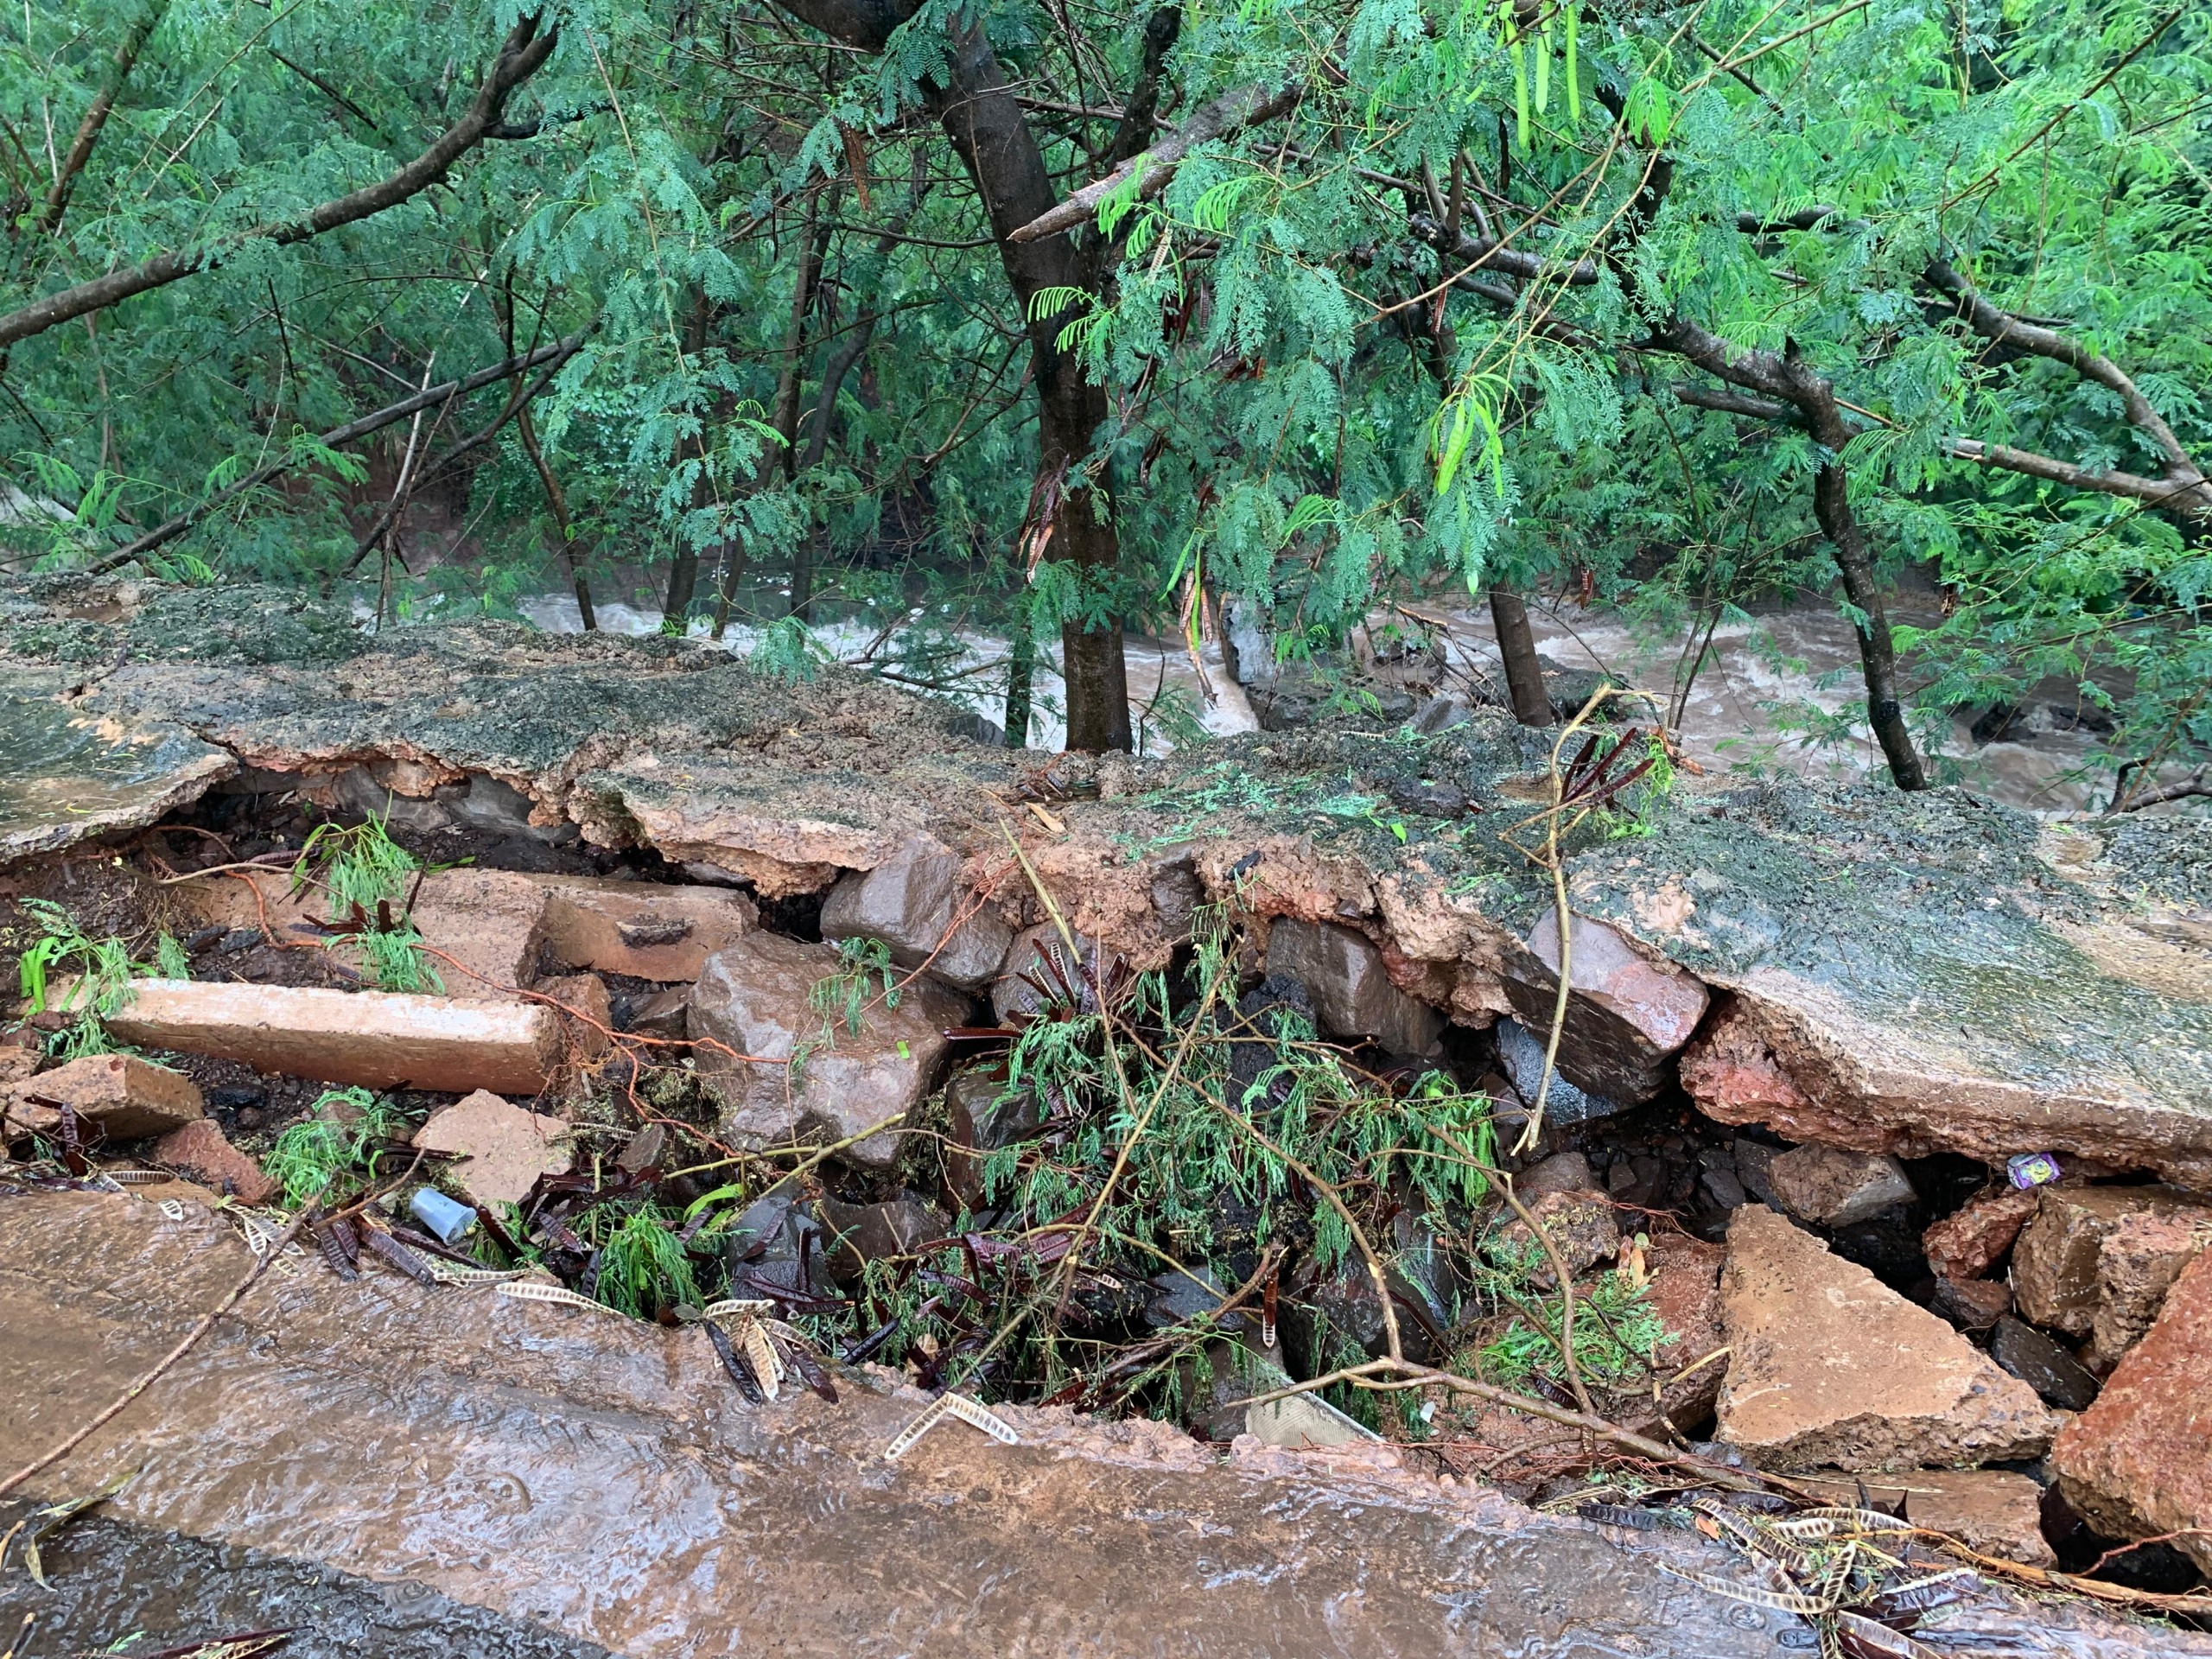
[927,19,1130,751]
[1805,439,1928,790]
[1004,594,1035,748]
[769,0,1131,747]
[517,405,595,630]
[1648,318,1929,791]
[1489,589,1554,726]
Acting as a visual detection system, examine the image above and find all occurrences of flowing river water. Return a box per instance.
[517,590,2117,812]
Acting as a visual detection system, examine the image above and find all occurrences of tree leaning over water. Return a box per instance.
[0,0,2204,789]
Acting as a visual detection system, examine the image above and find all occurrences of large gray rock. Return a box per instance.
[1503,906,1709,1103]
[1264,918,1442,1056]
[819,835,1012,991]
[1716,1205,2061,1472]
[1493,1017,1624,1125]
[689,931,964,1169]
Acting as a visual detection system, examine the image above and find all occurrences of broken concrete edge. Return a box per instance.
[6,587,2209,1198]
[9,1187,2192,1657]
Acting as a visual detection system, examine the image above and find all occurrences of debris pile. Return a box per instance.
[5,577,2211,1645]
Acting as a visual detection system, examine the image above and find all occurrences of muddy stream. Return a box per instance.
[515,591,2108,810]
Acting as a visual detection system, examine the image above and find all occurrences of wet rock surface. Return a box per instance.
[2012,1185,2207,1338]
[818,836,1012,990]
[1715,1205,2061,1472]
[689,931,964,1167]
[2054,1248,2212,1576]
[1263,918,1443,1057]
[7,1189,2118,1659]
[1765,1143,1915,1229]
[1503,906,1709,1103]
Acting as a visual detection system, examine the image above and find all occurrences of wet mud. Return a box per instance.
[5,1190,2189,1658]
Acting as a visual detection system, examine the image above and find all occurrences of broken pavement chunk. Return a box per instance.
[1503,906,1710,1103]
[1765,1143,1915,1229]
[1923,1185,2040,1282]
[1263,918,1442,1057]
[689,931,964,1169]
[411,1090,572,1209]
[2053,1247,2212,1576]
[2091,1208,2212,1361]
[536,879,757,982]
[818,836,1012,991]
[2011,1185,2208,1338]
[152,1119,277,1206]
[103,979,561,1096]
[3,1053,204,1141]
[1715,1205,2059,1472]
[1792,1469,2055,1567]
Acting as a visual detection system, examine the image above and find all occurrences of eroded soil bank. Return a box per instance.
[5,576,2212,1654]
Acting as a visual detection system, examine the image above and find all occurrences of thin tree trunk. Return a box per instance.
[517,404,595,629]
[779,195,831,620]
[1489,589,1553,726]
[1003,592,1035,747]
[1649,318,1929,790]
[1806,444,1928,789]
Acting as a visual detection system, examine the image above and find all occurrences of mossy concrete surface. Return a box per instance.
[4,578,2207,1182]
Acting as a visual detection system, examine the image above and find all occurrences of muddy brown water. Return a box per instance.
[2,1192,2198,1658]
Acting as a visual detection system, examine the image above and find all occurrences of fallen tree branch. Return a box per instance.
[1007,79,1301,245]
[0,16,556,350]
[89,332,585,572]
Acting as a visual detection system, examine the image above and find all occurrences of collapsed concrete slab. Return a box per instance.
[102,979,562,1096]
[1,1191,2189,1659]
[4,579,2209,1186]
[1716,1206,2061,1472]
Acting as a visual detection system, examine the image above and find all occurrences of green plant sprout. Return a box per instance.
[262,1087,400,1208]
[292,814,442,993]
[15,899,140,1059]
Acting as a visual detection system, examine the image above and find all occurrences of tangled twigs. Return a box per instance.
[1503,685,1616,1154]
[1235,1355,1771,1491]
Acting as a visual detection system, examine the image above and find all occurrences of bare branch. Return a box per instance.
[37,0,170,235]
[90,333,586,573]
[1408,211,1599,287]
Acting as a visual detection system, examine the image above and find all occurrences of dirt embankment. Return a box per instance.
[6,577,2212,1654]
